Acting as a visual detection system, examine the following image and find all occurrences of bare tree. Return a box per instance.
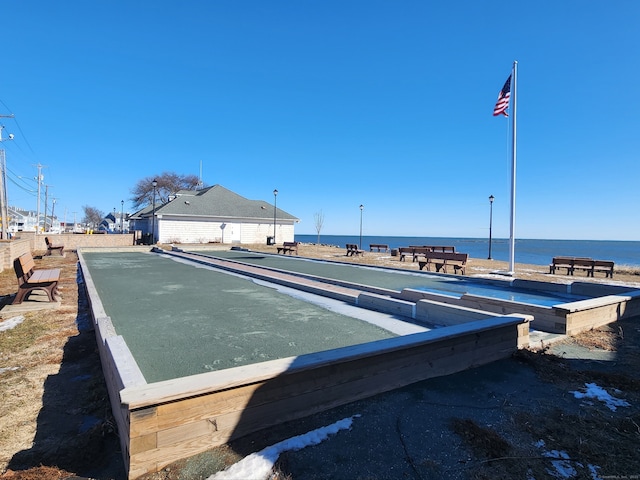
[314,210,325,245]
[82,205,104,230]
[130,172,202,209]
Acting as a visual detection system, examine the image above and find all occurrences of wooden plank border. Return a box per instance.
[120,316,530,478]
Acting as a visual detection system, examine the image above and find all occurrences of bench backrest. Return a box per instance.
[14,253,36,285]
[283,242,298,247]
[552,256,577,265]
[593,260,614,268]
[572,258,594,267]
[408,246,456,254]
[424,252,468,263]
[429,246,456,253]
[45,237,52,246]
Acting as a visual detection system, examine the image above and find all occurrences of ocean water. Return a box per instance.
[294,235,640,268]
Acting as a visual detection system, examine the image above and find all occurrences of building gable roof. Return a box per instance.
[142,184,298,221]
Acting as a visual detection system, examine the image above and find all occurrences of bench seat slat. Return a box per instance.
[28,268,61,283]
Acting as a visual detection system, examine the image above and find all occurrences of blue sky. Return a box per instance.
[1,1,638,240]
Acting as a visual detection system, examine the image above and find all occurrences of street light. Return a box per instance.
[273,189,278,245]
[121,200,124,234]
[151,179,157,244]
[359,204,364,250]
[488,195,495,260]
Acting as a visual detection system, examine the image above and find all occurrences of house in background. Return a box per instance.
[129,185,299,245]
[8,207,61,233]
[99,211,130,233]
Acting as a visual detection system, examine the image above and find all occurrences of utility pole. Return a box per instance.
[35,164,44,234]
[51,198,57,232]
[0,117,15,239]
[0,149,6,239]
[44,185,49,233]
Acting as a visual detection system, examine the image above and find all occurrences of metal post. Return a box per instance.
[151,179,157,244]
[121,200,124,233]
[273,189,278,244]
[359,204,364,250]
[488,195,494,260]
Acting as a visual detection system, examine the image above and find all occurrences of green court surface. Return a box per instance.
[189,249,588,306]
[82,251,396,383]
[189,248,450,292]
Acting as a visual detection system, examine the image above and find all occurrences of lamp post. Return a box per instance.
[359,204,364,250]
[273,189,278,245]
[151,179,157,244]
[121,200,124,234]
[488,195,494,260]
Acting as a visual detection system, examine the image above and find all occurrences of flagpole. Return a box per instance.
[508,60,518,274]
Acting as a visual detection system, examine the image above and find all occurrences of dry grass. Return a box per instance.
[0,252,119,480]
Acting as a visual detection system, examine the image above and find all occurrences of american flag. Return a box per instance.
[493,75,511,117]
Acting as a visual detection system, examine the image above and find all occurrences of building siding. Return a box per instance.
[157,216,295,244]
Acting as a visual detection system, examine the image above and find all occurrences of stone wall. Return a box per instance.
[0,233,135,272]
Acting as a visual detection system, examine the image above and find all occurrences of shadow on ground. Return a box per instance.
[7,278,125,480]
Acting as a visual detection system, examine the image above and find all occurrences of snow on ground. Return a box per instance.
[0,315,24,332]
[571,382,631,411]
[534,440,602,479]
[209,415,360,480]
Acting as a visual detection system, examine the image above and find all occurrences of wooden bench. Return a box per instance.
[398,247,414,261]
[399,246,457,262]
[277,241,299,255]
[548,257,614,278]
[346,243,364,256]
[571,258,598,276]
[45,236,65,256]
[369,244,389,252]
[548,256,575,275]
[593,260,615,278]
[13,252,61,304]
[418,252,468,275]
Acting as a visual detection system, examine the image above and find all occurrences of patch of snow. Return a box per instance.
[533,441,602,480]
[0,315,25,332]
[208,414,360,480]
[543,449,577,478]
[571,382,630,411]
[588,464,602,479]
[0,366,20,375]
